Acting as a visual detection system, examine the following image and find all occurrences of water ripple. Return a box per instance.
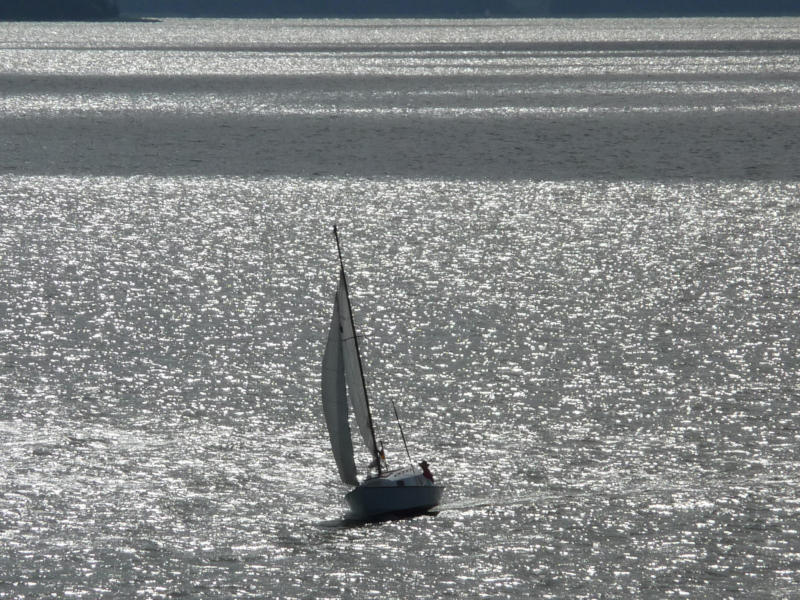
[1,175,797,597]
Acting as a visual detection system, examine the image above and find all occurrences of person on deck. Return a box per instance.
[419,460,434,483]
[369,440,388,471]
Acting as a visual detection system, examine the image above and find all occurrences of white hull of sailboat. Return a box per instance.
[346,484,443,518]
[345,468,443,518]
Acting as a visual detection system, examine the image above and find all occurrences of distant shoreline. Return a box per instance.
[118,12,800,19]
[0,16,160,22]
[4,12,800,21]
[4,0,800,21]
[113,13,800,19]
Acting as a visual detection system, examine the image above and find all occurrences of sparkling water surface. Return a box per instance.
[1,17,799,599]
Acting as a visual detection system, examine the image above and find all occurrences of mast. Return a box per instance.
[333,225,382,475]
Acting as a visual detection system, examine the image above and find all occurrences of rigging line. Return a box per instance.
[389,398,415,469]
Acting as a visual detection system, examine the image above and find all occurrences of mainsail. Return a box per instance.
[321,290,358,486]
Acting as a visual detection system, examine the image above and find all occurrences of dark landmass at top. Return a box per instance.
[118,0,800,18]
[117,0,523,18]
[549,0,800,16]
[0,0,119,20]
[2,0,799,20]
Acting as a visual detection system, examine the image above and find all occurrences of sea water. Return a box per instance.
[0,17,799,599]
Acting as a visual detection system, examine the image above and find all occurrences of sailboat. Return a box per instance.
[321,225,443,519]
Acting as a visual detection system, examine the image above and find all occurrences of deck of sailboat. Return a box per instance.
[362,465,428,485]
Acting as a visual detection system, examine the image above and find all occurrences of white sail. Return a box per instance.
[321,291,359,486]
[336,273,379,459]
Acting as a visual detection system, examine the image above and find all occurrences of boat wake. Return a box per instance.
[315,473,795,527]
[434,482,722,514]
